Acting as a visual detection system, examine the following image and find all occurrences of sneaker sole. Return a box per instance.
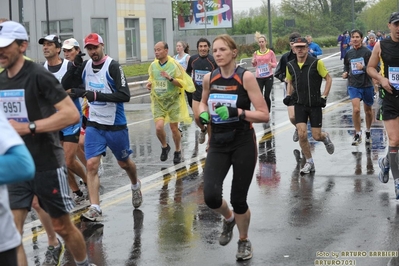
[236,247,253,261]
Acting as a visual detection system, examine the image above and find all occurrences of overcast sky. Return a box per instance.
[232,0,281,12]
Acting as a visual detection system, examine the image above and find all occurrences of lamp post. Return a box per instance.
[351,0,355,30]
[45,0,50,34]
[267,0,272,48]
[9,0,12,20]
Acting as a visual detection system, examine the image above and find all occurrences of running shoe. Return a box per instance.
[160,144,171,161]
[324,133,335,154]
[219,218,236,246]
[365,131,372,145]
[132,182,143,209]
[42,238,65,266]
[236,239,253,261]
[73,192,86,205]
[300,162,315,175]
[173,151,182,164]
[293,129,299,142]
[378,157,389,183]
[352,134,362,146]
[81,206,103,222]
[198,126,207,144]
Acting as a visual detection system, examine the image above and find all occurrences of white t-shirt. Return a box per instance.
[0,110,24,252]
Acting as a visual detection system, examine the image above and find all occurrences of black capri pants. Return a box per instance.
[203,129,257,214]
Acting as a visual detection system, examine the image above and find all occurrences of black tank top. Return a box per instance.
[208,66,251,132]
[380,38,399,79]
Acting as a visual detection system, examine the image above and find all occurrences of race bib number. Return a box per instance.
[154,80,168,93]
[194,70,209,85]
[208,93,239,124]
[350,58,365,75]
[0,89,29,122]
[388,67,399,90]
[257,64,270,77]
[87,82,106,106]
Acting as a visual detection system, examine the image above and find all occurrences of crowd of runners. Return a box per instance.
[1,11,399,264]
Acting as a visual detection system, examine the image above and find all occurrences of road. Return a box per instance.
[23,52,399,266]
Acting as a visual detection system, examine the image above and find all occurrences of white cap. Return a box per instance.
[62,38,79,49]
[0,21,28,48]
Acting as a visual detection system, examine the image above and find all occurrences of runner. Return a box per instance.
[284,37,335,174]
[40,34,88,203]
[62,33,142,221]
[186,38,217,145]
[0,20,95,266]
[342,29,374,146]
[199,34,269,261]
[146,41,193,164]
[0,109,35,266]
[251,31,277,112]
[174,41,192,108]
[367,12,399,197]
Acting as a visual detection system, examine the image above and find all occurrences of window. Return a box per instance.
[91,18,108,53]
[41,20,73,42]
[153,18,165,44]
[125,19,140,59]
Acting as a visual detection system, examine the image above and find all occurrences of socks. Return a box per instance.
[307,158,314,164]
[131,182,141,190]
[389,147,399,181]
[226,213,235,223]
[91,204,101,212]
[75,257,89,266]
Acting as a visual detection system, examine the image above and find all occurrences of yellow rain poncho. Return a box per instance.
[148,55,195,125]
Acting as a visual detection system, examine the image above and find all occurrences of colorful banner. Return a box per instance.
[177,0,233,30]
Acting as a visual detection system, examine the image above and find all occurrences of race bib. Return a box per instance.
[350,58,365,75]
[87,81,106,106]
[194,70,209,85]
[154,80,168,93]
[0,89,29,122]
[257,64,270,77]
[388,67,399,90]
[208,93,239,124]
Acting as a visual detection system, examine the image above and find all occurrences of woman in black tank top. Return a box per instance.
[198,34,269,261]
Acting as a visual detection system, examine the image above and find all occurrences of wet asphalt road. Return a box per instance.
[22,53,399,266]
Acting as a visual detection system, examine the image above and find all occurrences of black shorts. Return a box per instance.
[7,166,75,218]
[59,128,80,143]
[192,84,203,102]
[294,104,323,127]
[382,94,399,121]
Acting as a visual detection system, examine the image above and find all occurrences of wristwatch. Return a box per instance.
[239,109,246,120]
[29,121,36,135]
[321,95,327,100]
[168,77,174,82]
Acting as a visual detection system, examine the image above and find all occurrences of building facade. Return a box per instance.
[0,0,174,63]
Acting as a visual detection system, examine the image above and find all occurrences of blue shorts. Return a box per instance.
[85,126,133,161]
[347,86,374,106]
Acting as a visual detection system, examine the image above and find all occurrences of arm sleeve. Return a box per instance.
[95,61,130,103]
[186,57,193,76]
[343,53,350,72]
[0,145,35,185]
[61,61,86,90]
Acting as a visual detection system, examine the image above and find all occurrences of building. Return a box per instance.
[0,0,174,63]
